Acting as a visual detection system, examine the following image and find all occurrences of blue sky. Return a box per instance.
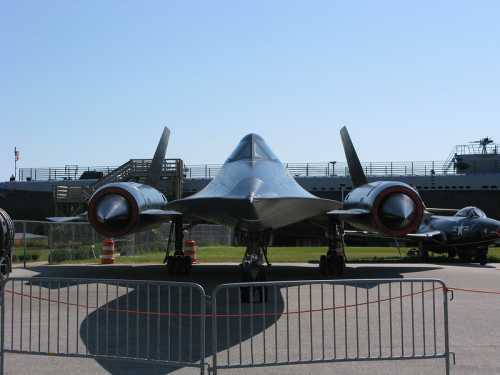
[1,1,499,179]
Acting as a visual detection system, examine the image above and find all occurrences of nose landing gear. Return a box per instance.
[239,231,271,303]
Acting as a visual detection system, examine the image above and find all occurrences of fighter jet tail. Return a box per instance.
[145,127,171,189]
[340,126,368,188]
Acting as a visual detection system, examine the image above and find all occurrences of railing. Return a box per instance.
[17,159,500,182]
[18,159,183,183]
[18,165,119,182]
[184,161,465,179]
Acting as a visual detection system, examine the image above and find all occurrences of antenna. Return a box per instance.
[469,137,494,154]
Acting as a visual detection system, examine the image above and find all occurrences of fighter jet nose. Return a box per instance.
[380,193,416,229]
[96,194,130,223]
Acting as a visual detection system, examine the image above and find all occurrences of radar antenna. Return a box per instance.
[469,137,494,154]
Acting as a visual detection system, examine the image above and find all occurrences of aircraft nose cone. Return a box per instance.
[96,194,130,223]
[380,193,415,229]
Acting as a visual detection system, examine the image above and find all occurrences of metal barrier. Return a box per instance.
[0,277,452,374]
[211,279,452,374]
[2,277,208,374]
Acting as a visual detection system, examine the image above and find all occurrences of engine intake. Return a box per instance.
[343,181,425,237]
[371,185,424,236]
[88,182,167,237]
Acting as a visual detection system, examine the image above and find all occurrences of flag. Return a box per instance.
[14,148,20,161]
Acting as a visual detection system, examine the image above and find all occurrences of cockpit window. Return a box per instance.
[226,139,252,162]
[254,137,278,160]
[226,134,279,162]
[455,207,486,218]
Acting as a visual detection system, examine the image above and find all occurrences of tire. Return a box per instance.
[458,253,472,263]
[319,255,328,275]
[448,249,457,259]
[419,247,429,262]
[476,248,488,266]
[183,255,192,274]
[167,256,175,274]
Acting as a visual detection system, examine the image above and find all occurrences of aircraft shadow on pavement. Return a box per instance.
[24,263,441,375]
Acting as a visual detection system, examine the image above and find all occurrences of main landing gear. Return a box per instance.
[319,218,346,277]
[163,216,192,275]
[475,246,488,266]
[239,231,271,303]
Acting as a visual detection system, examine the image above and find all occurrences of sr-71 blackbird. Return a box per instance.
[51,127,441,280]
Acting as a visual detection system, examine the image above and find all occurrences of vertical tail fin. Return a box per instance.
[146,127,170,189]
[340,126,368,187]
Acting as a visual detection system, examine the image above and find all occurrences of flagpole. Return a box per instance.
[14,147,18,181]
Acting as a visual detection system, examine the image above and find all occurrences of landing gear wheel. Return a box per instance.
[322,253,345,277]
[448,249,457,259]
[458,253,472,263]
[475,248,488,266]
[167,255,192,275]
[183,255,192,274]
[167,256,175,275]
[419,244,429,262]
[240,262,267,303]
[319,255,328,276]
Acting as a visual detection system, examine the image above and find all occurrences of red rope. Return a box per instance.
[3,285,447,318]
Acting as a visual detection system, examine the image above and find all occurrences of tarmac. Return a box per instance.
[4,261,500,375]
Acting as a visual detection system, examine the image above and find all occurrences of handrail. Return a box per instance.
[16,159,500,182]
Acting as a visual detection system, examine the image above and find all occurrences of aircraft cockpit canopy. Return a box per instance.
[455,206,487,218]
[226,133,279,162]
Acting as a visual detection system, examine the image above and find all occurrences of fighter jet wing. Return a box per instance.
[406,230,443,239]
[343,229,391,239]
[425,208,459,216]
[140,209,182,217]
[46,212,88,222]
[343,228,445,243]
[327,208,370,220]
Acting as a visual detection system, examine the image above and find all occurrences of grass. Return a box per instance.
[12,245,499,265]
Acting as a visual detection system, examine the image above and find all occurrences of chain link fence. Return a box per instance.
[12,221,233,264]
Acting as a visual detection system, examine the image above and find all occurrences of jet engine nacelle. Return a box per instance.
[343,181,425,236]
[88,182,169,237]
[0,208,14,278]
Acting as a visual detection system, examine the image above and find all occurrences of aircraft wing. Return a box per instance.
[48,208,182,223]
[140,209,182,217]
[47,212,88,222]
[327,208,370,220]
[343,229,394,239]
[344,228,445,243]
[406,230,443,239]
[425,208,459,216]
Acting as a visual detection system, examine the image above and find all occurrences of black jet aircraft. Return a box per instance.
[334,127,500,265]
[84,131,349,280]
[52,128,437,281]
[404,206,500,264]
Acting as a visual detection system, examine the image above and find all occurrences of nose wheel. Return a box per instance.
[239,232,270,303]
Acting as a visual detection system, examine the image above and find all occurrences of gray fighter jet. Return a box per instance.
[335,127,500,265]
[166,133,344,279]
[59,129,347,281]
